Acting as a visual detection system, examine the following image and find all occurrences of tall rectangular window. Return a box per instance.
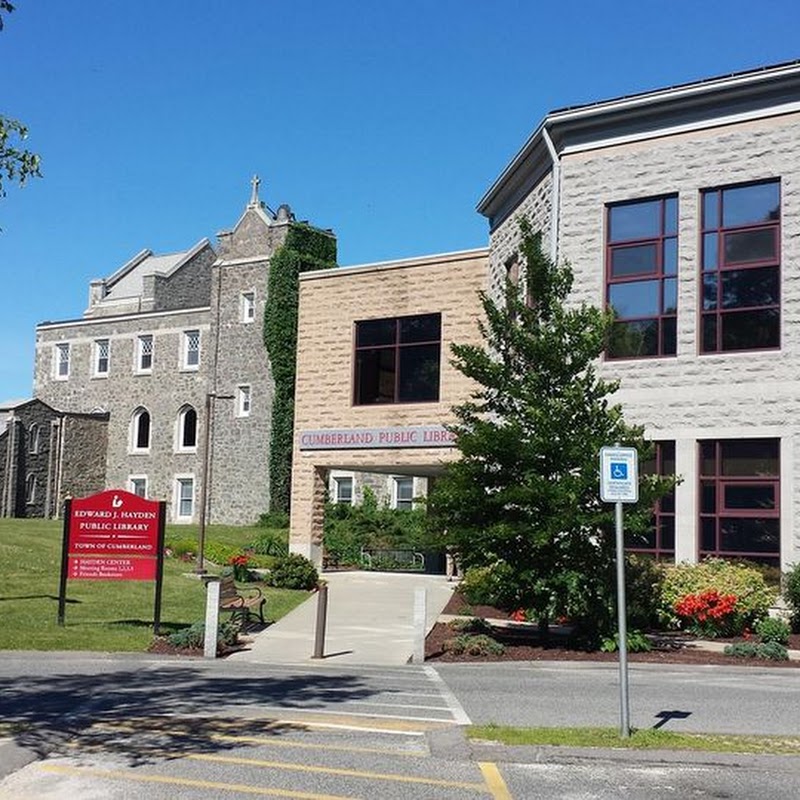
[628,441,675,559]
[137,335,153,372]
[334,476,353,505]
[393,477,414,511]
[183,330,200,369]
[176,477,195,519]
[354,314,441,404]
[699,439,780,564]
[237,385,251,417]
[241,291,256,323]
[701,180,780,353]
[606,196,678,358]
[55,343,70,379]
[94,339,110,376]
[25,474,36,505]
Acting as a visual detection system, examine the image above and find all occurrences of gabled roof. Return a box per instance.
[101,238,212,301]
[478,59,800,226]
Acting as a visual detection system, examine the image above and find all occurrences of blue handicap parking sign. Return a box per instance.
[610,462,628,480]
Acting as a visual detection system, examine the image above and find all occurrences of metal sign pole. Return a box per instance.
[615,499,630,738]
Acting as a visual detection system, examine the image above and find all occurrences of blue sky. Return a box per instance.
[2,0,800,399]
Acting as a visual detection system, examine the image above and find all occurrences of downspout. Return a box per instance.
[541,125,560,264]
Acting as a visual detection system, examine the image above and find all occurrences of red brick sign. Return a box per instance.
[67,490,160,580]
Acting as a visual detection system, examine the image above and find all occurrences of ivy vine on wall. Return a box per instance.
[264,223,337,514]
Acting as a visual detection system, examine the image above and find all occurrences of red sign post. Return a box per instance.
[58,490,166,633]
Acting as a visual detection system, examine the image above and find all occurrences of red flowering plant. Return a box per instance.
[674,590,740,638]
[228,553,251,582]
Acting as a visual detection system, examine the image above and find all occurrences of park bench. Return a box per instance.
[219,574,265,627]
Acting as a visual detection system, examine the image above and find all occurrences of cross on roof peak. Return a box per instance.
[249,174,261,206]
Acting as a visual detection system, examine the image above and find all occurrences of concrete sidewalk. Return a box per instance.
[227,570,455,666]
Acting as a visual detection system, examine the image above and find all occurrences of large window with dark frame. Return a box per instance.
[701,180,780,353]
[699,439,780,564]
[354,314,441,405]
[627,441,675,559]
[605,195,678,359]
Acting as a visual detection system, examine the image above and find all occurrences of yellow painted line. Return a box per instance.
[479,762,514,800]
[189,753,489,792]
[91,721,424,757]
[39,764,359,800]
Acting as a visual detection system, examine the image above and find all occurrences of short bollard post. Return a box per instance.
[412,587,426,664]
[204,578,221,659]
[312,581,328,659]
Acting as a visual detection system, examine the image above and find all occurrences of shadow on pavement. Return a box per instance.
[0,665,383,765]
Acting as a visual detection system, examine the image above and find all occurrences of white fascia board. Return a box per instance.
[36,306,212,331]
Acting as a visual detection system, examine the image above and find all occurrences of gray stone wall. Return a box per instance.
[206,257,274,524]
[153,243,216,312]
[60,413,109,505]
[217,208,291,261]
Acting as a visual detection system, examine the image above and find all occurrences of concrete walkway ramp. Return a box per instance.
[227,571,455,666]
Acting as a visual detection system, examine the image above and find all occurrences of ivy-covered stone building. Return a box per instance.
[30,181,335,524]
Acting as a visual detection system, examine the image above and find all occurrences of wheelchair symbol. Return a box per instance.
[610,462,628,480]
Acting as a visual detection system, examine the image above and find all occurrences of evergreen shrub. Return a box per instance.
[755,616,790,645]
[268,553,319,590]
[784,562,800,632]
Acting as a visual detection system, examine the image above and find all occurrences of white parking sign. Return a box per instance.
[600,446,639,503]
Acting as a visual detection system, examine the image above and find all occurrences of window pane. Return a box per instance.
[355,349,396,404]
[356,319,396,347]
[336,478,353,504]
[702,232,718,271]
[606,319,658,358]
[720,308,779,351]
[399,314,440,343]
[700,442,716,475]
[702,275,717,310]
[720,267,779,309]
[608,280,659,318]
[662,317,677,355]
[663,278,677,314]
[663,238,677,275]
[701,517,717,551]
[720,439,779,477]
[722,182,780,227]
[664,196,678,236]
[182,409,197,448]
[701,481,716,513]
[723,484,775,510]
[609,200,662,242]
[610,244,658,277]
[398,344,440,402]
[660,518,675,550]
[720,518,779,553]
[136,412,150,449]
[703,191,719,227]
[723,229,776,265]
[701,314,717,352]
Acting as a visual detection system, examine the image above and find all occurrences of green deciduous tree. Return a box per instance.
[1,2,41,201]
[429,218,673,646]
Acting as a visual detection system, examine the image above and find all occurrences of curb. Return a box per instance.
[0,738,39,781]
[468,739,800,771]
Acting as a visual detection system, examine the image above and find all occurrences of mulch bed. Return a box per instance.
[430,592,800,668]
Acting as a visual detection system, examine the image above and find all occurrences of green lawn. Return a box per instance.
[0,518,309,652]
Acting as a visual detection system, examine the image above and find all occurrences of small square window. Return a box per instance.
[237,385,252,417]
[137,335,153,372]
[334,476,353,505]
[94,339,110,376]
[241,291,256,323]
[55,343,70,379]
[129,476,148,498]
[183,330,200,369]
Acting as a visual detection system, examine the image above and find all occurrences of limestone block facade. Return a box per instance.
[289,248,488,563]
[32,186,328,525]
[478,62,800,569]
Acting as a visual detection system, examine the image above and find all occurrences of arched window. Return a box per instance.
[28,424,40,455]
[177,405,197,451]
[131,407,151,451]
[25,473,37,505]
